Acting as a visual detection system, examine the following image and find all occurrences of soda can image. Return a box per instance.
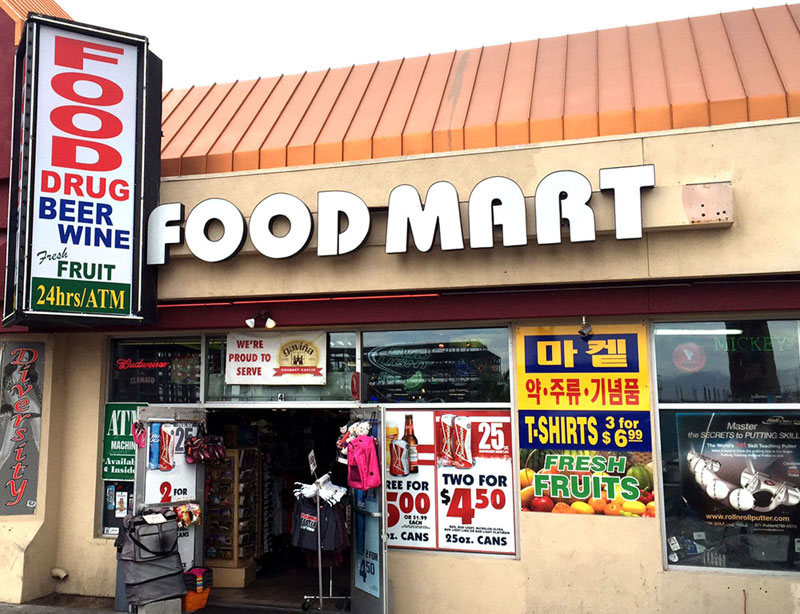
[453,416,474,469]
[389,439,410,477]
[106,484,115,511]
[148,422,162,470]
[439,414,456,467]
[159,424,176,471]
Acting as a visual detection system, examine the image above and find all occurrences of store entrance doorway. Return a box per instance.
[199,405,387,614]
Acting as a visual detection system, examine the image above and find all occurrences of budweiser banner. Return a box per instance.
[0,341,45,514]
[225,332,327,386]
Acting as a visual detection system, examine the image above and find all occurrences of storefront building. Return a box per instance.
[3,2,800,612]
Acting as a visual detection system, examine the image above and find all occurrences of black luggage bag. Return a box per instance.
[115,509,187,606]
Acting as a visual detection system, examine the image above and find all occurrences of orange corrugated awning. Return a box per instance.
[161,4,800,178]
[0,0,71,43]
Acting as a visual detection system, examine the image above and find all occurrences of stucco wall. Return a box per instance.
[0,334,116,601]
[389,513,800,613]
[52,333,117,597]
[0,335,59,603]
[155,120,800,301]
[4,120,800,609]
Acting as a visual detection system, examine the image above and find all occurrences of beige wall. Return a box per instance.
[156,120,800,301]
[5,120,800,609]
[9,324,800,612]
[390,514,800,613]
[0,333,116,602]
[0,335,59,603]
[51,333,117,597]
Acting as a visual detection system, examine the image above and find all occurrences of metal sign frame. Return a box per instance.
[3,13,160,328]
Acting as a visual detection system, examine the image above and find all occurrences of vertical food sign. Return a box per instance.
[4,15,160,327]
[516,325,656,517]
[385,408,517,555]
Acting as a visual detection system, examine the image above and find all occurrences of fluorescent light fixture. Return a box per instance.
[654,328,743,336]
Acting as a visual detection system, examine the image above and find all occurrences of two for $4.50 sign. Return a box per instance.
[384,408,517,556]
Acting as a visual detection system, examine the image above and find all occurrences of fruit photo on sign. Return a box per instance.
[518,449,656,517]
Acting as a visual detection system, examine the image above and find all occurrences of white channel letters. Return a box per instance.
[146,164,655,264]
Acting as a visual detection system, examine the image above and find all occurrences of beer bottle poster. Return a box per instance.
[385,407,517,555]
[143,422,199,504]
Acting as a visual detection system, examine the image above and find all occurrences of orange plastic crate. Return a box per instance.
[182,587,210,612]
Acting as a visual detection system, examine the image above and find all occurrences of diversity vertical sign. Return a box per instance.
[0,341,45,514]
[516,325,656,517]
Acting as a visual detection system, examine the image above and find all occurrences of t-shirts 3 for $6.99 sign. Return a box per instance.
[385,409,516,555]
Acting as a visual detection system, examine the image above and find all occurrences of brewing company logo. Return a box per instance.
[672,342,707,374]
[274,340,323,377]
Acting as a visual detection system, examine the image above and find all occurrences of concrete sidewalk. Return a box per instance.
[0,602,308,613]
[0,606,116,614]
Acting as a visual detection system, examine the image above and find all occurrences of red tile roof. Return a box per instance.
[156,4,800,177]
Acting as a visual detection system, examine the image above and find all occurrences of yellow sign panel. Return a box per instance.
[516,324,649,412]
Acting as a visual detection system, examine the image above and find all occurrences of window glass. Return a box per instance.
[362,328,510,403]
[654,321,800,403]
[206,333,356,402]
[110,338,201,403]
[659,409,800,571]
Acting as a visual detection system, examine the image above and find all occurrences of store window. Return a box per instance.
[206,332,356,402]
[656,320,800,572]
[109,338,202,404]
[362,327,510,403]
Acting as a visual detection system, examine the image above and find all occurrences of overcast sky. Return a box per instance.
[57,1,787,90]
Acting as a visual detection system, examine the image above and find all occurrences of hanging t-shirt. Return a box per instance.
[291,497,347,552]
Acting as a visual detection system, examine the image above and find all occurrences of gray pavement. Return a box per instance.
[0,602,310,613]
[0,607,116,614]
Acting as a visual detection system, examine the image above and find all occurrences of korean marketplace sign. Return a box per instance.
[225,332,327,385]
[102,403,142,481]
[384,407,517,556]
[516,325,655,518]
[0,342,45,514]
[3,15,161,327]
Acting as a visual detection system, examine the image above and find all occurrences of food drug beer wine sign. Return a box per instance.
[3,15,161,327]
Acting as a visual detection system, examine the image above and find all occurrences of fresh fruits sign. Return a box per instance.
[516,325,655,517]
[385,407,517,555]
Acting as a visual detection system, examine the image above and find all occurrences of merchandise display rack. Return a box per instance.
[204,448,259,586]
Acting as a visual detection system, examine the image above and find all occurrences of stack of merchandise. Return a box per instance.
[184,567,213,592]
[181,568,213,612]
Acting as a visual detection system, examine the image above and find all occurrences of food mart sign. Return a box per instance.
[4,15,161,327]
[147,165,655,264]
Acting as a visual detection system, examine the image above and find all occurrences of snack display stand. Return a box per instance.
[204,447,259,587]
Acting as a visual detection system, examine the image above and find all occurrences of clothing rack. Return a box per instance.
[298,474,350,613]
